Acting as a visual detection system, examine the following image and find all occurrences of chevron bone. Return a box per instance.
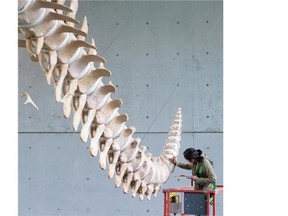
[18,0,182,200]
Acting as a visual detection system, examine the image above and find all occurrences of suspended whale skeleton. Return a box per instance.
[18,0,182,200]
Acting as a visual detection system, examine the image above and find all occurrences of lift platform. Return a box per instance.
[162,185,223,216]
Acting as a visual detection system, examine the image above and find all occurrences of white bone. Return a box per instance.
[58,40,96,64]
[48,1,66,14]
[133,157,152,181]
[46,26,82,51]
[55,64,68,102]
[99,138,113,170]
[146,184,155,200]
[61,78,78,118]
[66,0,79,27]
[153,185,161,198]
[131,152,155,197]
[86,83,116,110]
[111,127,135,152]
[108,150,120,179]
[80,108,96,142]
[21,92,39,110]
[103,114,128,139]
[18,0,32,14]
[18,8,47,28]
[116,148,145,189]
[163,143,179,151]
[88,38,96,55]
[68,54,105,79]
[138,182,148,201]
[122,172,134,194]
[114,162,128,188]
[107,128,130,179]
[25,36,44,57]
[134,158,158,199]
[20,11,80,36]
[130,180,141,198]
[77,16,88,41]
[78,64,111,95]
[116,145,147,187]
[160,156,174,179]
[129,158,152,197]
[162,148,178,158]
[72,94,87,130]
[119,137,141,163]
[56,33,72,52]
[33,1,73,13]
[95,99,122,125]
[89,124,106,157]
[38,50,57,85]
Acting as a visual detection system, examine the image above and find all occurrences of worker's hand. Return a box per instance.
[191,175,199,181]
[171,157,177,165]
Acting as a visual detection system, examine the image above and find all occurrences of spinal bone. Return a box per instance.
[18,0,182,200]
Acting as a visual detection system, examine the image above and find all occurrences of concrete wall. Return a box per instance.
[18,0,223,215]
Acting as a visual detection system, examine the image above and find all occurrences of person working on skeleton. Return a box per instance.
[172,148,217,191]
[172,148,217,216]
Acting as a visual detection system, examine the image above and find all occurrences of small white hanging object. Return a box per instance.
[21,91,39,110]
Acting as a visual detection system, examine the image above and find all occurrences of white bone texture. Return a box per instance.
[21,91,39,110]
[18,0,182,201]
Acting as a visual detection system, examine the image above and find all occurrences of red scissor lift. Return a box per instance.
[163,185,223,216]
